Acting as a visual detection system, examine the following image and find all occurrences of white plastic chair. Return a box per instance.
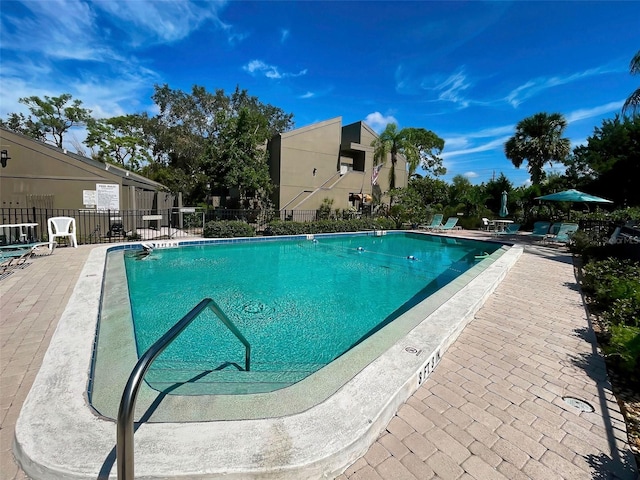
[47,217,78,248]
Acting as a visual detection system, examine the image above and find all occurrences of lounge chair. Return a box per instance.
[530,221,551,241]
[493,223,521,236]
[47,217,78,248]
[544,223,578,245]
[0,248,32,274]
[432,217,459,232]
[418,214,443,230]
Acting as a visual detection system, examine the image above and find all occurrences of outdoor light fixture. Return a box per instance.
[0,150,9,168]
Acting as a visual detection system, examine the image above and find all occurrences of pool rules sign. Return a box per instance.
[96,183,120,210]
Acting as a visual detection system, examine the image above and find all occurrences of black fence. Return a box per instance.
[0,207,333,246]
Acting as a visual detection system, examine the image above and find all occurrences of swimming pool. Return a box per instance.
[119,233,501,396]
[15,231,522,480]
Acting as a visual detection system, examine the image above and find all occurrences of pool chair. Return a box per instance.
[432,217,459,232]
[47,216,78,248]
[493,223,521,236]
[0,248,32,274]
[544,223,578,245]
[530,221,551,241]
[418,214,443,230]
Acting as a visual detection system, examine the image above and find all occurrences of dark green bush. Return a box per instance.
[582,257,640,373]
[603,324,640,374]
[203,221,255,238]
[266,218,397,236]
[582,259,640,312]
[602,298,640,328]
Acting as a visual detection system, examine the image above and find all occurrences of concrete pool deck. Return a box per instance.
[1,231,638,479]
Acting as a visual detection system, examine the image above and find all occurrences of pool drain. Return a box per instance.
[562,396,594,413]
[243,303,265,314]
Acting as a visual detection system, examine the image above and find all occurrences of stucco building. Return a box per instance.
[0,127,171,212]
[268,117,407,211]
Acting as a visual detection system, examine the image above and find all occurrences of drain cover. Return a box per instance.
[562,396,595,413]
[243,303,265,314]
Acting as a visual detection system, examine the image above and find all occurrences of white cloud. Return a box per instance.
[280,29,290,43]
[243,60,307,79]
[566,100,625,123]
[463,171,479,179]
[364,112,398,133]
[1,0,112,62]
[299,91,315,99]
[428,70,472,107]
[93,0,227,44]
[505,66,614,108]
[441,136,511,159]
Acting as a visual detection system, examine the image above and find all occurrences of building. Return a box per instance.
[0,127,172,212]
[268,117,407,211]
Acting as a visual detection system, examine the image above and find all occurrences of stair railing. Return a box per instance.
[116,297,250,480]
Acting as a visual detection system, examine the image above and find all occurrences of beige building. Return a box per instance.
[0,127,172,212]
[268,117,407,211]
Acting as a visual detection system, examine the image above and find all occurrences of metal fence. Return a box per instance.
[0,207,335,245]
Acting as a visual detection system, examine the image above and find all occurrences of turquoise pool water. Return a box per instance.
[122,232,499,394]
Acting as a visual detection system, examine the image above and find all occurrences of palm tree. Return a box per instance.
[371,123,417,190]
[504,112,571,185]
[622,50,640,117]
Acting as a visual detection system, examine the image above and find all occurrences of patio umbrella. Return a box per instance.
[535,189,613,204]
[535,188,613,217]
[499,191,509,218]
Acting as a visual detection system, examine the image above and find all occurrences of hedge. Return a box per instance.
[203,221,256,238]
[266,218,397,236]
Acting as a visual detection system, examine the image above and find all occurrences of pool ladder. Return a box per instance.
[116,297,251,480]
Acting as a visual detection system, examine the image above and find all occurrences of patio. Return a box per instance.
[0,231,637,479]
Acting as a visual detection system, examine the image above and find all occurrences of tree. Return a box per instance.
[85,115,152,171]
[504,112,571,185]
[572,115,640,207]
[10,94,92,148]
[209,107,274,206]
[403,127,446,176]
[0,112,46,141]
[371,123,445,190]
[622,50,640,117]
[484,173,513,213]
[142,84,293,204]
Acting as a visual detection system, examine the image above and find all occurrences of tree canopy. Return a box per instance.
[504,112,571,185]
[85,114,151,171]
[7,94,93,148]
[371,123,445,191]
[571,115,640,207]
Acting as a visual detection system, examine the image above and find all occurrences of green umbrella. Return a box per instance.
[535,189,613,216]
[535,189,613,204]
[499,191,509,218]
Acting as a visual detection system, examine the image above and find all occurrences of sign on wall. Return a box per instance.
[83,190,96,208]
[96,183,120,210]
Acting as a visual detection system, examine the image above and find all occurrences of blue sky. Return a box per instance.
[1,1,638,186]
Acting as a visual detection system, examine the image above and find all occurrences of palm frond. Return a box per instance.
[622,88,640,117]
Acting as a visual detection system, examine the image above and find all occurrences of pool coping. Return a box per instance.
[14,232,523,480]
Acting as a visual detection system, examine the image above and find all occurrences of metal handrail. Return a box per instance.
[116,298,251,480]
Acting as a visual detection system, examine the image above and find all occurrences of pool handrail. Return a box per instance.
[116,297,251,480]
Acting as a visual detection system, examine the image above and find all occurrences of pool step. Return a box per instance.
[144,361,325,395]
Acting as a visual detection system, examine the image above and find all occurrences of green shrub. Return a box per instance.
[203,221,255,238]
[603,324,640,374]
[602,297,640,328]
[266,218,397,236]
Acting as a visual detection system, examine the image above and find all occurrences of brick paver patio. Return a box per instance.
[1,235,638,480]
